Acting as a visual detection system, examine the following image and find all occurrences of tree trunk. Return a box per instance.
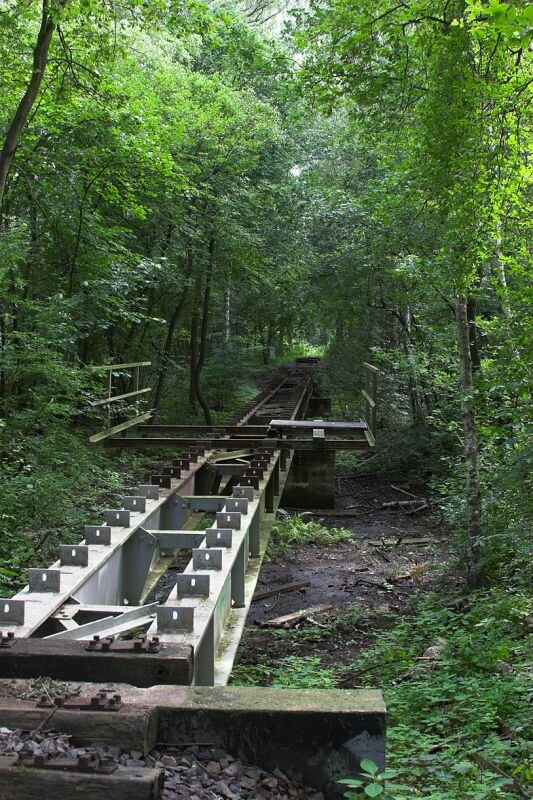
[0,1,62,210]
[192,236,215,426]
[188,268,203,414]
[491,235,512,317]
[456,294,484,588]
[152,248,193,411]
[223,285,230,345]
[466,298,481,371]
[403,306,425,424]
[0,310,5,411]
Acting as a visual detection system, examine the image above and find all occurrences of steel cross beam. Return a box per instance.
[104,436,370,450]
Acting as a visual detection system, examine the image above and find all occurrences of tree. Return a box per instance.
[294,0,532,586]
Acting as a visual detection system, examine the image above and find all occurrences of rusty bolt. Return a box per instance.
[113,694,121,702]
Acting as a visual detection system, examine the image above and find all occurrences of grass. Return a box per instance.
[231,590,533,800]
[231,654,338,689]
[268,509,353,557]
[0,423,169,593]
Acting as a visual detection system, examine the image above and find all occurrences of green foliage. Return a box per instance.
[290,0,532,587]
[231,654,338,688]
[0,423,162,593]
[339,758,410,800]
[268,510,353,556]
[232,591,533,799]
[353,591,533,800]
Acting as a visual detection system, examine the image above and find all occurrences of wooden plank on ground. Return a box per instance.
[252,581,310,602]
[0,761,163,800]
[258,604,333,628]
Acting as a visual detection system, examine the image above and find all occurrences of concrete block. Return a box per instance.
[176,574,210,597]
[123,496,147,513]
[282,449,336,509]
[192,548,223,571]
[157,606,194,632]
[138,485,159,500]
[224,498,248,514]
[138,686,386,799]
[205,528,233,548]
[216,512,241,530]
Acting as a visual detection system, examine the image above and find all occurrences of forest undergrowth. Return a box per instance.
[232,475,533,800]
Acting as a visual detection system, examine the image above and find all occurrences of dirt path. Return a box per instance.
[233,475,457,682]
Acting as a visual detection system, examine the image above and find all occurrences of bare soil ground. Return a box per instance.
[234,475,459,683]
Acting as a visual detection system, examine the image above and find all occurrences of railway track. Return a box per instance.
[0,360,322,686]
[0,358,386,798]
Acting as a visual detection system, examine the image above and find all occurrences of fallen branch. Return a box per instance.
[307,616,328,628]
[353,577,412,595]
[336,662,381,684]
[469,752,526,797]
[372,548,391,563]
[264,593,280,611]
[369,537,433,547]
[390,484,421,499]
[286,509,372,518]
[405,503,429,515]
[252,580,310,602]
[382,499,427,508]
[257,604,333,628]
[354,577,387,587]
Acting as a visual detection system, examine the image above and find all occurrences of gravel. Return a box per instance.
[0,726,324,799]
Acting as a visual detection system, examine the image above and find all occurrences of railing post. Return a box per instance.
[362,363,379,444]
[89,361,152,443]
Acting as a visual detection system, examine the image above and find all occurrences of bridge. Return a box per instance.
[0,358,385,798]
